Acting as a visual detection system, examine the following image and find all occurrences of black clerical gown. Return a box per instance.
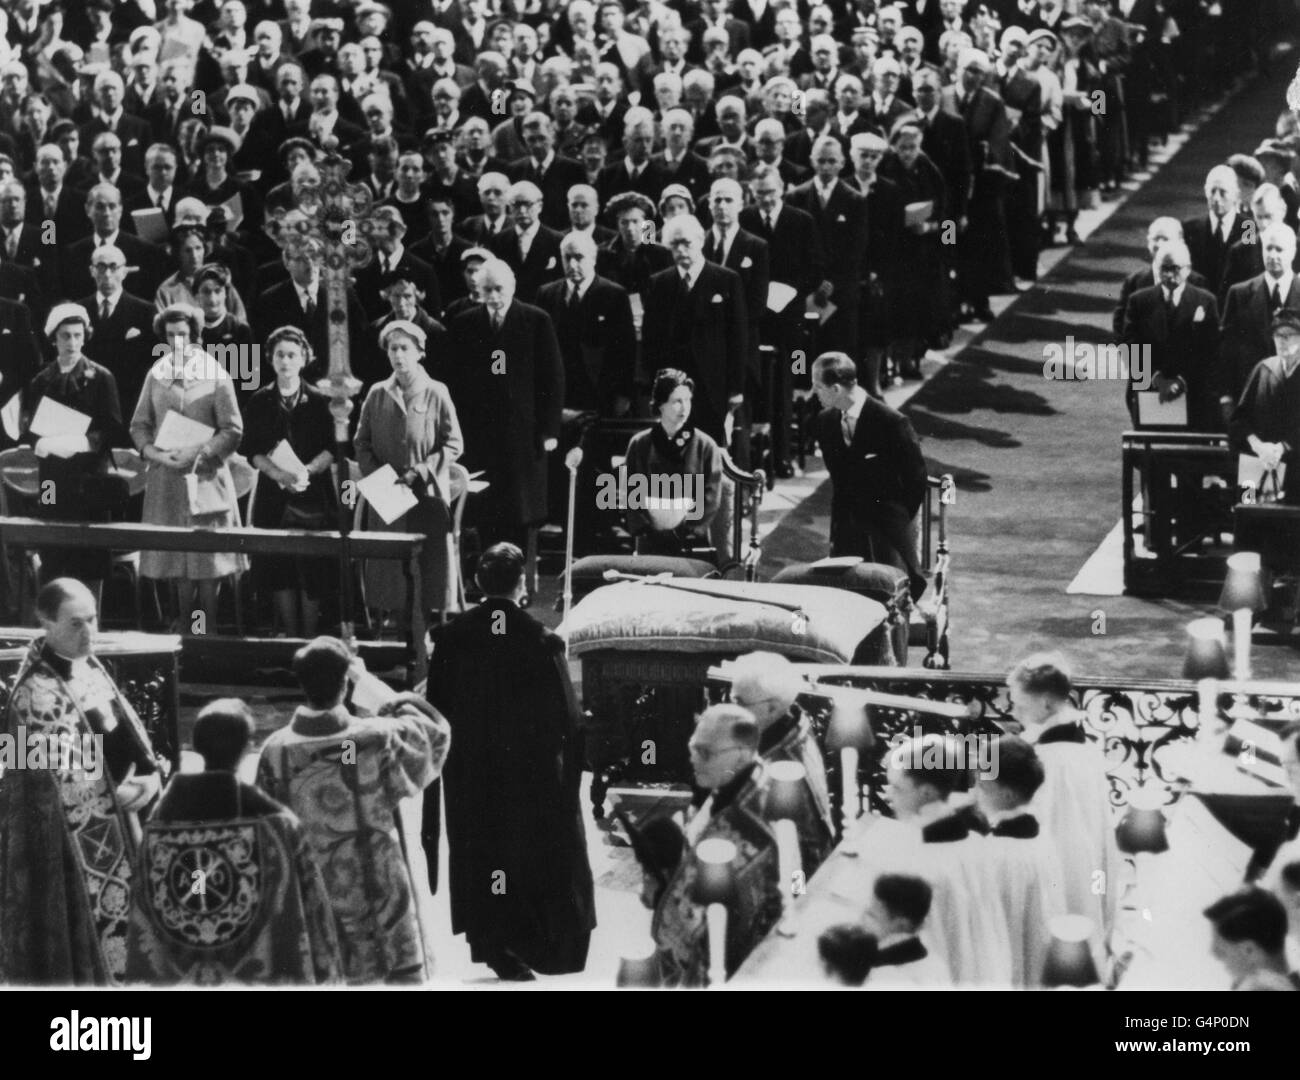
[425,598,595,974]
[1230,355,1300,505]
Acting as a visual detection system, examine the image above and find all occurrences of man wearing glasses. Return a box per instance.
[487,179,564,303]
[649,704,782,986]
[79,244,157,419]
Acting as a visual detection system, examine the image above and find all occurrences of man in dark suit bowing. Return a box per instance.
[1219,224,1300,404]
[642,214,748,446]
[445,258,565,563]
[489,180,565,305]
[1122,239,1225,431]
[811,351,928,600]
[741,164,823,477]
[1183,165,1253,304]
[1112,217,1207,337]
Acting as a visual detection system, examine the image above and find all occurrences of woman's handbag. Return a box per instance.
[185,459,230,517]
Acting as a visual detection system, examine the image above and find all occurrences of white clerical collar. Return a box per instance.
[1024,708,1086,744]
[984,805,1032,828]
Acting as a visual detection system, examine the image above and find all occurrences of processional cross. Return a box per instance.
[268,139,393,644]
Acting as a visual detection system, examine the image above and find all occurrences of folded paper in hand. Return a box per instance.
[628,292,644,328]
[1135,391,1187,427]
[268,439,308,476]
[155,410,216,451]
[357,463,418,524]
[351,668,397,716]
[219,191,244,232]
[767,281,798,313]
[904,201,934,228]
[30,397,92,439]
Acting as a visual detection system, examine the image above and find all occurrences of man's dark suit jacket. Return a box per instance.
[351,248,438,322]
[703,226,769,371]
[253,278,373,386]
[506,154,588,232]
[595,160,669,221]
[1219,272,1300,400]
[0,296,42,410]
[488,224,565,304]
[123,185,180,228]
[26,184,92,246]
[739,203,824,298]
[650,151,712,205]
[1113,266,1208,336]
[596,238,674,298]
[79,290,157,423]
[456,213,511,246]
[409,234,472,318]
[1123,282,1224,430]
[63,232,167,306]
[0,221,61,305]
[641,261,748,441]
[534,275,636,415]
[1183,212,1253,302]
[815,395,928,569]
[913,108,973,220]
[786,178,865,306]
[78,114,152,176]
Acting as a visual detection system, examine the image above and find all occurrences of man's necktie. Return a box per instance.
[567,285,579,309]
[842,410,855,445]
[818,186,829,209]
[491,312,502,332]
[679,272,691,302]
[1164,289,1175,318]
[44,194,56,218]
[100,299,110,322]
[764,213,774,234]
[1272,283,1283,312]
[304,293,315,319]
[715,232,727,264]
[3,230,15,260]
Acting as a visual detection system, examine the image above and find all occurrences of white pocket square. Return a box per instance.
[711,293,723,303]
[546,256,556,269]
[2,328,10,335]
[126,327,142,339]
[741,255,753,268]
[597,314,606,321]
[836,214,846,222]
[1193,306,1205,322]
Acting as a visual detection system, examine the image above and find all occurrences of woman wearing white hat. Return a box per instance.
[355,319,464,623]
[19,303,127,589]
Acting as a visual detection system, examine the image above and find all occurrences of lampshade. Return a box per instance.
[1042,915,1100,987]
[1182,617,1229,680]
[1116,786,1170,855]
[1219,552,1266,613]
[826,699,873,753]
[766,760,808,820]
[691,838,739,905]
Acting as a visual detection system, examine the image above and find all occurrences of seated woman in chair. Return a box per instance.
[623,368,729,563]
[355,319,463,625]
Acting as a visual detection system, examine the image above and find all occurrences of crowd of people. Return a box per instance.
[0,0,1265,632]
